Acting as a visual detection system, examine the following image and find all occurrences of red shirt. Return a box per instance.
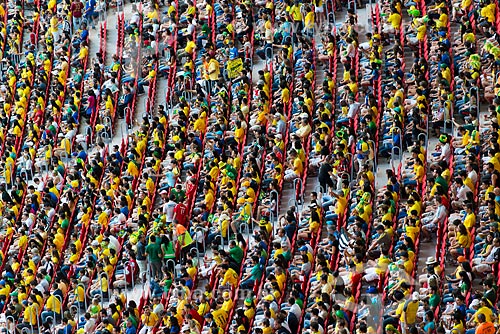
[173,203,188,227]
[186,181,197,202]
[71,1,84,17]
[189,309,203,325]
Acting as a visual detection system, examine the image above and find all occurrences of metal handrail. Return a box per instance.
[165,259,176,279]
[192,247,201,269]
[239,222,250,243]
[390,146,402,171]
[182,91,193,102]
[44,315,54,327]
[40,160,49,175]
[85,126,93,147]
[293,178,304,204]
[70,305,79,324]
[270,190,279,220]
[418,133,428,149]
[101,131,111,144]
[125,261,135,291]
[6,315,14,333]
[60,151,70,165]
[165,87,174,118]
[345,152,354,183]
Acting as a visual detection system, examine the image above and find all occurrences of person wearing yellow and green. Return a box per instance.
[176,223,194,260]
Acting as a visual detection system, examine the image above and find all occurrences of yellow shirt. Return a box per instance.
[474,306,493,323]
[221,299,234,313]
[185,40,196,54]
[46,295,61,313]
[463,213,476,230]
[293,157,303,175]
[141,312,159,327]
[212,308,228,328]
[222,268,239,287]
[402,300,419,324]
[388,13,401,29]
[436,13,448,28]
[208,59,220,81]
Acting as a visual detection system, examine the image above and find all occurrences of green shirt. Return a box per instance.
[171,188,185,202]
[146,242,162,263]
[162,241,175,259]
[250,264,262,281]
[429,293,440,308]
[435,175,448,192]
[229,245,244,264]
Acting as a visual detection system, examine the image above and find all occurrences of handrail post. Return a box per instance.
[126,261,135,291]
[166,259,176,279]
[44,315,54,327]
[346,152,353,184]
[85,125,93,147]
[70,305,79,324]
[6,315,14,333]
[418,133,428,149]
[103,116,113,137]
[164,87,173,117]
[390,147,402,171]
[293,178,304,206]
[270,189,279,221]
[60,151,69,165]
[367,139,377,175]
[239,222,250,243]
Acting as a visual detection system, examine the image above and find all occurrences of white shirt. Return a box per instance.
[433,204,447,224]
[440,143,451,161]
[289,303,301,319]
[348,102,360,118]
[486,246,499,262]
[108,235,120,251]
[130,13,141,25]
[163,200,176,222]
[457,185,470,201]
[468,169,478,184]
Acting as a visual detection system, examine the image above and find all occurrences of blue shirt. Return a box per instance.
[229,47,239,60]
[85,0,96,15]
[80,29,89,41]
[126,325,137,334]
[120,205,129,217]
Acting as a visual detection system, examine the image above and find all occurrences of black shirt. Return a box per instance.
[318,163,333,181]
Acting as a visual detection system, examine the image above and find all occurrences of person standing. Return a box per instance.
[136,235,148,282]
[84,0,96,29]
[70,0,84,30]
[145,236,163,281]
